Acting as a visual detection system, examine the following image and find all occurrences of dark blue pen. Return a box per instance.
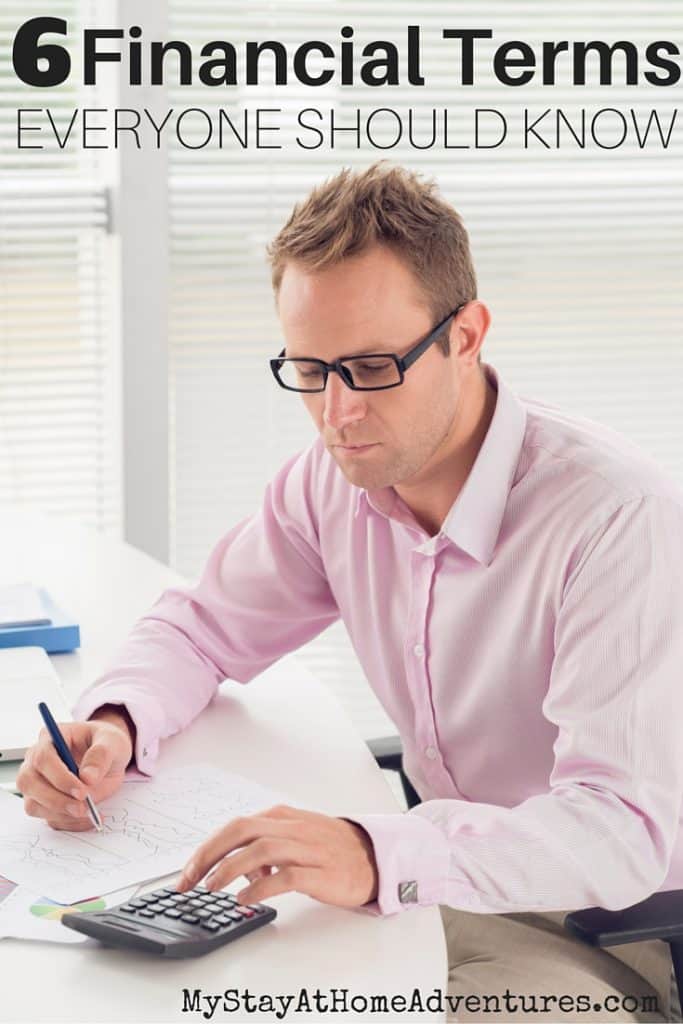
[38,702,103,832]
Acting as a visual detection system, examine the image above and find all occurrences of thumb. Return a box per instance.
[78,743,114,787]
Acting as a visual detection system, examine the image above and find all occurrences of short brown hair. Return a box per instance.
[267,162,478,357]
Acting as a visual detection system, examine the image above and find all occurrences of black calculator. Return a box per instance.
[61,884,277,958]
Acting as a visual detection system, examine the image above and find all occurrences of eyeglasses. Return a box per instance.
[269,303,466,393]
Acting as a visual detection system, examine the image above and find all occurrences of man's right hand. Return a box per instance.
[16,714,134,832]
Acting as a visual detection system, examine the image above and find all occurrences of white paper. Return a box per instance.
[0,763,287,904]
[0,583,51,627]
[0,877,139,943]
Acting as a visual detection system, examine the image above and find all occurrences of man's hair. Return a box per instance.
[267,162,478,358]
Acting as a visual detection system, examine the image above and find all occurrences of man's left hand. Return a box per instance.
[175,804,379,907]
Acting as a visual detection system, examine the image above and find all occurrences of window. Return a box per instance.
[0,1,121,534]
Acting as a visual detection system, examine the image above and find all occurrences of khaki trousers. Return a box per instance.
[440,905,682,1023]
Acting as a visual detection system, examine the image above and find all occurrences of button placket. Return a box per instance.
[406,549,442,774]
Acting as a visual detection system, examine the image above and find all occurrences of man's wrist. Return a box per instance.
[88,704,137,767]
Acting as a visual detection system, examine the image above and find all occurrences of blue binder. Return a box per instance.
[0,588,80,653]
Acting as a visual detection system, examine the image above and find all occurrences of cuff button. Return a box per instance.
[398,881,418,904]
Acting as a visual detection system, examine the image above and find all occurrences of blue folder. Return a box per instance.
[0,588,80,653]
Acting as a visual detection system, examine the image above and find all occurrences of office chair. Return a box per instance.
[368,735,683,1012]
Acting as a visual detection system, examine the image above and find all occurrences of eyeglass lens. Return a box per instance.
[279,356,401,391]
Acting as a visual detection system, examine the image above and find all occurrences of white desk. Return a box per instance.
[0,508,446,1023]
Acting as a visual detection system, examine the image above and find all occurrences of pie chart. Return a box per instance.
[30,895,106,920]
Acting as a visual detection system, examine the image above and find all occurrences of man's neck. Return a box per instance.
[394,369,498,537]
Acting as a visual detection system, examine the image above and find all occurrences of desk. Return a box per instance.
[0,508,446,1023]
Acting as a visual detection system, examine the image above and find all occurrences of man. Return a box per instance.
[18,164,683,1021]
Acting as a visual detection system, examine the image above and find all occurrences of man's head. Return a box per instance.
[267,163,491,493]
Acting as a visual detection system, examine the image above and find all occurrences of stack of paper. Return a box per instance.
[0,584,51,629]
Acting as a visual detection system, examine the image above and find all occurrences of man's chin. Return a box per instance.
[329,447,393,489]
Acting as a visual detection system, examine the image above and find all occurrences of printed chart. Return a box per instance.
[0,763,285,904]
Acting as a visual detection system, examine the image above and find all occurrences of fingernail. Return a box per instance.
[81,768,97,783]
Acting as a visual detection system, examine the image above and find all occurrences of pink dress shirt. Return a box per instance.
[73,362,683,917]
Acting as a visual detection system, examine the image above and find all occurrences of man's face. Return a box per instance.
[277,244,467,492]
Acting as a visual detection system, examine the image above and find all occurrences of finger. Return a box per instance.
[17,773,91,822]
[177,815,298,891]
[19,739,87,800]
[22,795,94,831]
[235,866,314,905]
[261,804,320,822]
[204,838,317,892]
[245,866,273,883]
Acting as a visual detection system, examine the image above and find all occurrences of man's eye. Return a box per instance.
[356,362,392,372]
[298,368,322,378]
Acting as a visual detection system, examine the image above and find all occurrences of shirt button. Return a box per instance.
[425,746,438,761]
[413,643,425,657]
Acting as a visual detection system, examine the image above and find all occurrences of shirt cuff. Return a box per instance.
[71,684,163,777]
[345,812,451,915]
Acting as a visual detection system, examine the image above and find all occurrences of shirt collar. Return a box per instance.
[354,362,527,566]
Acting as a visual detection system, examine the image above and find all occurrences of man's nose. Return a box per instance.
[323,370,367,430]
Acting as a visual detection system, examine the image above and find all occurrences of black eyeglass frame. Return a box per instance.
[269,303,466,393]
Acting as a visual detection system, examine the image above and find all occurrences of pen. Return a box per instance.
[37,701,103,832]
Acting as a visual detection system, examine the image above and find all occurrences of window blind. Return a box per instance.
[167,1,682,738]
[0,1,121,534]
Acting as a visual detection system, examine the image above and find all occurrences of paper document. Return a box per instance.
[0,763,287,905]
[0,583,51,628]
[0,873,139,944]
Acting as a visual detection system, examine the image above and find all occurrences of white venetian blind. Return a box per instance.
[0,1,121,534]
[167,1,683,738]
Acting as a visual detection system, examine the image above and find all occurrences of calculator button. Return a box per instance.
[239,908,255,918]
[248,905,265,914]
[226,910,243,921]
[181,914,199,924]
[161,887,178,895]
[169,894,189,903]
[156,899,176,909]
[162,908,183,919]
[197,894,215,904]
[127,899,147,908]
[119,904,137,913]
[212,914,232,926]
[195,908,213,920]
[138,909,156,918]
[138,894,161,904]
[200,920,221,932]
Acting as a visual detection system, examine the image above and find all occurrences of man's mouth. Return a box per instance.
[334,442,378,454]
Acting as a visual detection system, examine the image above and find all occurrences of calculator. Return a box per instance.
[61,884,277,958]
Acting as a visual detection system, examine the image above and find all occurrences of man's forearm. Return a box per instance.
[88,704,137,767]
